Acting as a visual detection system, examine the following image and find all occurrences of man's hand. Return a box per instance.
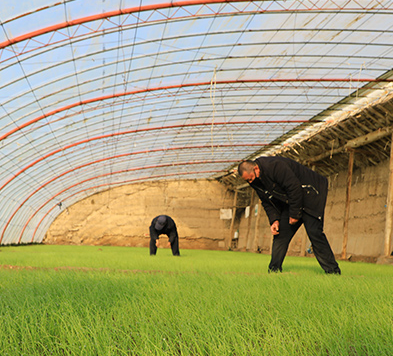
[289,217,299,225]
[271,221,279,235]
[155,239,160,247]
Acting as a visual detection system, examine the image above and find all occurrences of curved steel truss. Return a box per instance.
[1,0,393,244]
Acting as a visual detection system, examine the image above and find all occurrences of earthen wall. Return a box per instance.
[44,179,233,250]
[44,159,392,260]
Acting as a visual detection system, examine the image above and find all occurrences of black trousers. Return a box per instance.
[150,235,180,256]
[268,208,340,274]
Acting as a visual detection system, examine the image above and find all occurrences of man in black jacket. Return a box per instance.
[238,157,340,274]
[149,215,180,256]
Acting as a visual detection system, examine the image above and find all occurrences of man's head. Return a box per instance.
[155,215,167,230]
[238,160,260,184]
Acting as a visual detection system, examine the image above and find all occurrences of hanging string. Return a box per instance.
[210,66,217,156]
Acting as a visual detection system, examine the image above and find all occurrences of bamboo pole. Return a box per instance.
[252,203,261,252]
[342,149,355,259]
[227,190,238,249]
[304,125,393,164]
[300,166,315,257]
[383,133,393,257]
[245,190,255,250]
[300,234,308,257]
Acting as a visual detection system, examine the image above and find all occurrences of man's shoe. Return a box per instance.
[325,268,341,275]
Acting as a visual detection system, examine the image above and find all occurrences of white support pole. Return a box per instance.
[227,190,238,249]
[342,149,355,260]
[384,133,393,257]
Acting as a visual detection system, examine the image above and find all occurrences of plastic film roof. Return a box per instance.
[1,0,393,244]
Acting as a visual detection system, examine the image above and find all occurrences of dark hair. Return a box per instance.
[238,160,256,176]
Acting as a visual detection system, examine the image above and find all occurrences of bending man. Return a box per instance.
[238,157,340,274]
[149,215,180,256]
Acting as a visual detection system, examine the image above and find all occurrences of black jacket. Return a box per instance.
[250,156,328,224]
[149,215,178,243]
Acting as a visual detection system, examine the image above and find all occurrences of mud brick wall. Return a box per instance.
[45,159,391,260]
[44,179,234,250]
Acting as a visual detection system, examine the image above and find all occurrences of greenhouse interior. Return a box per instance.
[1,0,393,263]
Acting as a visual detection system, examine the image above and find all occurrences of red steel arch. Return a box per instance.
[2,78,389,143]
[0,120,300,194]
[4,0,393,58]
[3,0,390,60]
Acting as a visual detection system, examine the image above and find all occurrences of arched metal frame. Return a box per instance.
[1,0,393,244]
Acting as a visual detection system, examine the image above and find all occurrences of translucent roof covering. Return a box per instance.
[1,0,393,244]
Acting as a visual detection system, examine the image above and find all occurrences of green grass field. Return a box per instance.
[0,245,392,355]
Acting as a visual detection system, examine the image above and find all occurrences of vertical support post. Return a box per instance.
[342,149,355,259]
[384,133,393,257]
[227,190,238,249]
[299,164,314,257]
[245,190,255,250]
[252,203,261,252]
[300,234,308,257]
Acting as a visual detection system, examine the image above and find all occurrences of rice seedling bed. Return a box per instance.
[0,245,392,355]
